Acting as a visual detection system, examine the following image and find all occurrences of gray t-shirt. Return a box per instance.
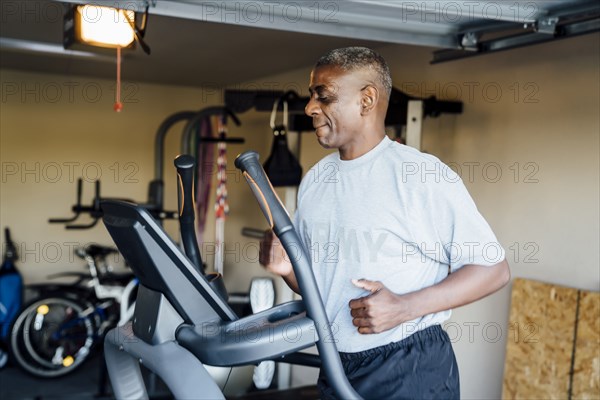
[293,135,505,353]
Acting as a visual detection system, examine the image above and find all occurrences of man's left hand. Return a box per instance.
[349,279,413,334]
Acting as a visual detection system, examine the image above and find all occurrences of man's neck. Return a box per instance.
[339,132,386,160]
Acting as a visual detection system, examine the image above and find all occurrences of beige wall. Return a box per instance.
[1,33,599,399]
[0,70,272,285]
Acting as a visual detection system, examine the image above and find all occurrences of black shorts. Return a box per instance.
[317,324,460,400]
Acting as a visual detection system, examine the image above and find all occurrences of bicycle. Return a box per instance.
[8,243,137,378]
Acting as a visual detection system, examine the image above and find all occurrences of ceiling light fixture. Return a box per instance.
[63,4,151,113]
[78,5,135,48]
[64,3,151,54]
[64,5,136,50]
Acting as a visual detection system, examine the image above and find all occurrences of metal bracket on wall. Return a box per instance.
[406,100,424,151]
[536,17,560,35]
[432,13,600,64]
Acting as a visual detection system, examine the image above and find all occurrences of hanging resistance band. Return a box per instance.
[195,117,215,245]
[214,115,229,275]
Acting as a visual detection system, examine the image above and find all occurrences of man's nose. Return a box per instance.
[305,98,320,117]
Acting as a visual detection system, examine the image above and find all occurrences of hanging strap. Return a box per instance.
[195,117,214,245]
[214,115,229,275]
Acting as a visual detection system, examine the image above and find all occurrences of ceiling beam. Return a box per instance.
[50,0,600,54]
[58,0,459,48]
[0,37,115,62]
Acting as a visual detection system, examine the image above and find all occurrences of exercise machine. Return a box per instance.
[100,150,361,399]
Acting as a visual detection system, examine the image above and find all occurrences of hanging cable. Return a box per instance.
[114,46,123,112]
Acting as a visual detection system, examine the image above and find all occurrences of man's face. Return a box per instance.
[305,65,366,150]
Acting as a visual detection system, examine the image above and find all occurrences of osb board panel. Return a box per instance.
[572,290,600,400]
[502,278,578,399]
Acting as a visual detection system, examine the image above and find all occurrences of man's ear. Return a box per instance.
[360,85,379,115]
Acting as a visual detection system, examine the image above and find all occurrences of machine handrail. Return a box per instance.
[234,150,362,400]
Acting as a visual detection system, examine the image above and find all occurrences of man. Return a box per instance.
[260,47,510,399]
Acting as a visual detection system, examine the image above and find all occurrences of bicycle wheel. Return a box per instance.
[9,296,97,378]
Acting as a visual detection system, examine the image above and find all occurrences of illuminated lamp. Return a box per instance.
[63,4,150,112]
[64,5,136,50]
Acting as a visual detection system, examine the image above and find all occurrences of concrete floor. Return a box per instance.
[0,351,112,400]
[0,349,175,400]
[0,351,318,400]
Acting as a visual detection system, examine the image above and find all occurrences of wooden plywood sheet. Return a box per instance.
[502,278,578,399]
[572,290,600,400]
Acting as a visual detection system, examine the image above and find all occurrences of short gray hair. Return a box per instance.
[315,47,392,97]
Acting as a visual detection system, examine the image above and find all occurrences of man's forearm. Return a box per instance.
[405,259,511,320]
[349,260,510,334]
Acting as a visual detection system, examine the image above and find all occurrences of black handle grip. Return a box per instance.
[233,151,292,237]
[175,155,196,224]
[3,227,17,261]
[4,227,12,244]
[234,150,361,400]
[93,180,100,210]
[76,177,83,206]
[66,218,99,230]
[241,227,266,239]
[174,154,205,274]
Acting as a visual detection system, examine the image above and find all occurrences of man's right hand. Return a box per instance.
[259,230,294,277]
